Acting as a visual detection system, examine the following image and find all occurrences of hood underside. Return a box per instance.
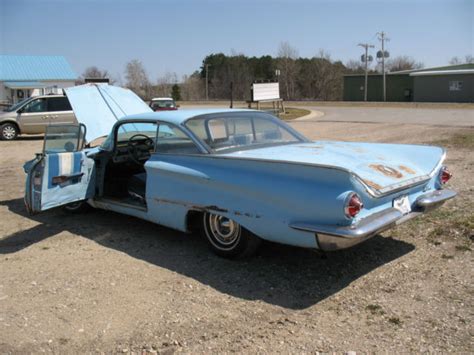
[221,141,445,196]
[64,84,151,142]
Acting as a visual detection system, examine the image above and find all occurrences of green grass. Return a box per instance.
[430,131,474,150]
[280,108,311,120]
[366,304,385,315]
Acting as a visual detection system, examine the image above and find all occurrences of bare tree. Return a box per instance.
[76,66,115,85]
[449,55,474,64]
[125,60,151,99]
[181,72,204,100]
[345,59,367,73]
[155,72,178,97]
[277,41,299,100]
[383,55,424,72]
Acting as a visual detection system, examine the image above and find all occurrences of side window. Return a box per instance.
[43,124,85,153]
[22,98,47,113]
[155,124,201,154]
[47,97,72,112]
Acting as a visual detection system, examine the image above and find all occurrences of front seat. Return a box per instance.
[128,173,146,200]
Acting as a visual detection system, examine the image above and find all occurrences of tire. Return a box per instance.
[63,201,91,214]
[0,122,19,140]
[202,212,261,258]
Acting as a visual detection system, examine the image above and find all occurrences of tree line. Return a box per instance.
[78,43,473,101]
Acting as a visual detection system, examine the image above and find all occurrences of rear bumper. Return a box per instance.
[290,189,456,251]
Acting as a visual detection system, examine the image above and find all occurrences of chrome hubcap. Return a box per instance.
[208,215,239,245]
[2,126,16,139]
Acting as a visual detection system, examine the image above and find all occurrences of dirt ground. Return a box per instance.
[0,117,472,353]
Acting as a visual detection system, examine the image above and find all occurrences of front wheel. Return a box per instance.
[63,201,91,214]
[202,213,261,258]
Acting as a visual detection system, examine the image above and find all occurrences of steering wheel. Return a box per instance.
[127,134,154,164]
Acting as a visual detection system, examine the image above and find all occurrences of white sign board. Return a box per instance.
[252,82,280,101]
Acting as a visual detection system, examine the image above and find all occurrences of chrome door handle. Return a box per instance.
[42,115,50,119]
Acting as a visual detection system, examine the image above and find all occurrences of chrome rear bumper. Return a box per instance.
[290,189,456,251]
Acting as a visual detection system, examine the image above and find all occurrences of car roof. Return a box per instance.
[151,97,174,101]
[123,108,258,125]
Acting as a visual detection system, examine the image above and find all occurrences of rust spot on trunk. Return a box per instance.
[364,179,383,190]
[398,165,416,175]
[369,164,403,179]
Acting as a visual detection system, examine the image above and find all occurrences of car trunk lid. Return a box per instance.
[220,141,445,196]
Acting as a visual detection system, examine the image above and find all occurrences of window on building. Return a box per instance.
[449,81,463,91]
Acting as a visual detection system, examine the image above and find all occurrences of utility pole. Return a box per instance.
[205,64,211,101]
[376,31,390,101]
[358,43,374,101]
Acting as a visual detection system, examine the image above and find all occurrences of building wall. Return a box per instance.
[343,75,413,102]
[0,80,76,104]
[413,74,474,102]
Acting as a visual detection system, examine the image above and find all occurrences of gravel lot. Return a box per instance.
[0,111,472,353]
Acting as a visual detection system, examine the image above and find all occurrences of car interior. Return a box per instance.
[95,121,201,209]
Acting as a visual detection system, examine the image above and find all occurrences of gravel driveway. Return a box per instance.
[0,115,472,353]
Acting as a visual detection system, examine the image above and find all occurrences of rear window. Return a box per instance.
[47,97,72,112]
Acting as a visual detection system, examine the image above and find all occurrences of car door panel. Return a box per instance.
[24,124,95,214]
[17,97,49,134]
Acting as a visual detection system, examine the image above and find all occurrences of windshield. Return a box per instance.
[185,112,307,152]
[5,97,33,112]
[151,100,176,109]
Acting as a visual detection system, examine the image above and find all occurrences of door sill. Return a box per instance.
[94,197,147,212]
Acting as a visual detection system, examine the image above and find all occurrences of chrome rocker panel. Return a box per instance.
[290,189,457,251]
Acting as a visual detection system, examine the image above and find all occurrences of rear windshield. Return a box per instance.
[185,112,307,152]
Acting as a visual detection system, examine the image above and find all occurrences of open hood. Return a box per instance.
[64,84,151,142]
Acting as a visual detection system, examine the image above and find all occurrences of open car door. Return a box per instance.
[24,124,95,214]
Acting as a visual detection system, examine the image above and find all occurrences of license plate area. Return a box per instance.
[393,195,411,215]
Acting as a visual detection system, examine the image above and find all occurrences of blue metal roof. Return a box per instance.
[0,55,77,81]
[124,108,256,125]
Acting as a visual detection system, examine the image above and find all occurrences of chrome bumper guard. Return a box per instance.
[290,189,456,251]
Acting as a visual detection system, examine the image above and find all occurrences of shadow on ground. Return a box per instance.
[0,198,414,309]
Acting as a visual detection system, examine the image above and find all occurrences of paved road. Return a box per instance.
[303,106,473,127]
[181,103,473,127]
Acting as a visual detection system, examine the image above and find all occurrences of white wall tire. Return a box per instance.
[202,212,261,258]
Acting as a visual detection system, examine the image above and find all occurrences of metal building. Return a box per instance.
[343,64,474,103]
[0,55,77,107]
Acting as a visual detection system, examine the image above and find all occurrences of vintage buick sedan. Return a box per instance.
[24,84,456,258]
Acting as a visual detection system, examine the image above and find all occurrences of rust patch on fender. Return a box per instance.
[364,179,383,190]
[398,165,416,175]
[369,164,403,179]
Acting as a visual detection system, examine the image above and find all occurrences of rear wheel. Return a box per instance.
[202,212,261,258]
[0,123,19,140]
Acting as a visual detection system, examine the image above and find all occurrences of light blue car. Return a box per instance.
[24,84,456,258]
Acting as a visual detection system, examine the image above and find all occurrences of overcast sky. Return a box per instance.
[1,0,472,81]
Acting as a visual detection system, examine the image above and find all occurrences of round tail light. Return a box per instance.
[344,193,364,219]
[439,166,452,185]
